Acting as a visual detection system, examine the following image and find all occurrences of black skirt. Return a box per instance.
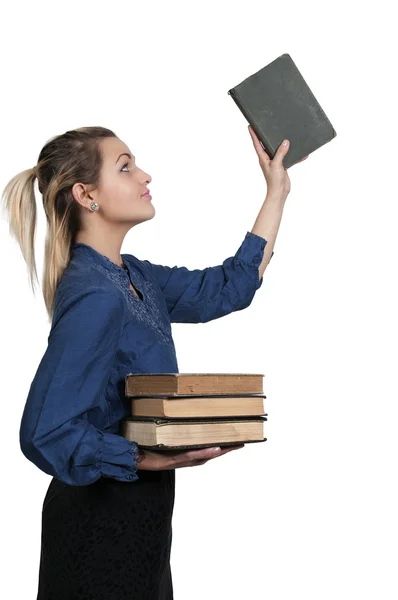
[37,468,175,600]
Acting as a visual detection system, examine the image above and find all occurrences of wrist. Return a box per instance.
[265,191,287,207]
[136,447,146,465]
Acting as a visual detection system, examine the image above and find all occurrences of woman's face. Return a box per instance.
[85,136,154,224]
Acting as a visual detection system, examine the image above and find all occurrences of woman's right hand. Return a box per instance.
[136,444,245,471]
[248,125,308,199]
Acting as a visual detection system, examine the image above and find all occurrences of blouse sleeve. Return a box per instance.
[19,286,139,486]
[141,231,273,323]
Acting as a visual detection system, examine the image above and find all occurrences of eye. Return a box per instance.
[120,163,131,172]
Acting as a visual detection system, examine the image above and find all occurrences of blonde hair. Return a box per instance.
[1,126,117,322]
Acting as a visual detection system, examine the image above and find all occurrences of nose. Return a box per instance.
[139,168,151,183]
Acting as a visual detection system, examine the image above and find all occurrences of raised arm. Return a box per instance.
[140,231,273,323]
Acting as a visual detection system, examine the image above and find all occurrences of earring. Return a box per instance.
[90,201,99,211]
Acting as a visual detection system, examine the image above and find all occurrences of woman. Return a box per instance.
[1,125,306,600]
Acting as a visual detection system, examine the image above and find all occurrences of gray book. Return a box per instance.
[228,53,337,169]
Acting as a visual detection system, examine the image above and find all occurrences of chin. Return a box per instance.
[139,206,156,221]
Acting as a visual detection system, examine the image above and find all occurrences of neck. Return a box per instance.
[74,228,129,268]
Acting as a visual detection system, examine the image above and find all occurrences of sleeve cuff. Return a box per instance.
[99,431,139,482]
[237,231,267,266]
[235,231,274,291]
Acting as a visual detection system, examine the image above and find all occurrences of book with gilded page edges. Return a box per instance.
[228,53,337,169]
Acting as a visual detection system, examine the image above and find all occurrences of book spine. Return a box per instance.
[228,88,274,157]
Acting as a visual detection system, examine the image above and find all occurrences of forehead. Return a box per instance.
[100,136,134,162]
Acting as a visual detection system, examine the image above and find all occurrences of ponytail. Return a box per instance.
[2,166,39,293]
[1,126,117,322]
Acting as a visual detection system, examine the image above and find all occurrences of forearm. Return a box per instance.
[251,193,286,279]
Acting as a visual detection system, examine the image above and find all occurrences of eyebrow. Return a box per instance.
[115,153,135,163]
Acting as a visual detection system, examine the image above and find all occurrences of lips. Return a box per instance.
[141,189,150,196]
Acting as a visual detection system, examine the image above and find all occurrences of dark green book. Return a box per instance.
[228,53,337,169]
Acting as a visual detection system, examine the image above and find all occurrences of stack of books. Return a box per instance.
[119,373,268,450]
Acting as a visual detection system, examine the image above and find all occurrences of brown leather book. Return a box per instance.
[125,373,264,397]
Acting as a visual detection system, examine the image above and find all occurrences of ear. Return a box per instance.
[71,182,95,209]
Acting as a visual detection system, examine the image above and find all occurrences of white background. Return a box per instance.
[0,1,397,598]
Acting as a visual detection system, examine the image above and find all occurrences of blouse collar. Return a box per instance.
[70,242,147,303]
[71,242,131,273]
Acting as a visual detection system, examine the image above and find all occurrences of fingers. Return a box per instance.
[191,447,222,460]
[199,445,244,459]
[170,444,246,469]
[188,445,245,466]
[185,445,244,461]
[174,447,218,465]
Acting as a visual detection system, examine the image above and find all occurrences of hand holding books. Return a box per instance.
[136,443,245,471]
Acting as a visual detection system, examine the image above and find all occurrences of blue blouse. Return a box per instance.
[19,231,272,486]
